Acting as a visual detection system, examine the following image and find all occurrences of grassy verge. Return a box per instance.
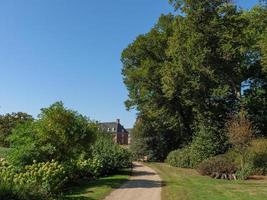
[62,170,130,200]
[147,162,267,200]
[0,147,10,158]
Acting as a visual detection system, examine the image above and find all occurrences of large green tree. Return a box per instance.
[122,14,191,160]
[122,0,267,161]
[242,6,267,135]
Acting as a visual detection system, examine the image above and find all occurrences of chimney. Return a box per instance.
[116,119,120,124]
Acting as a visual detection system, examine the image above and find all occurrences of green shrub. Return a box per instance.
[246,139,267,175]
[0,112,33,147]
[23,160,67,193]
[236,163,253,180]
[92,133,132,175]
[0,159,67,196]
[66,156,104,181]
[166,125,228,168]
[7,102,97,167]
[6,122,47,167]
[197,139,267,180]
[0,180,50,200]
[197,154,238,178]
[64,133,132,181]
[166,147,192,168]
[189,124,228,167]
[0,147,10,159]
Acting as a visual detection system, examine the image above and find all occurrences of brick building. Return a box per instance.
[99,119,129,145]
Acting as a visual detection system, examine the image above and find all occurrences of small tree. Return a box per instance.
[226,109,254,169]
[0,112,33,147]
[8,102,97,166]
[129,118,148,160]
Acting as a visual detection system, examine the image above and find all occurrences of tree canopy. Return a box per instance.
[8,102,97,166]
[0,112,33,147]
[122,0,267,161]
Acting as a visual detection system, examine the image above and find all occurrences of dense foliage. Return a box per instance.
[0,159,66,199]
[7,102,96,166]
[246,139,267,175]
[197,138,267,180]
[0,147,10,159]
[66,133,132,181]
[92,133,132,176]
[0,102,132,199]
[166,147,192,168]
[197,154,237,179]
[0,112,33,147]
[129,119,148,160]
[122,0,267,161]
[226,110,254,169]
[166,125,228,168]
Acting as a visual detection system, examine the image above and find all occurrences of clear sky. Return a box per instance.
[0,0,259,128]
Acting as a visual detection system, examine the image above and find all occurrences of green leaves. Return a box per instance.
[8,102,97,166]
[0,112,33,147]
[92,133,132,175]
[122,1,267,161]
[261,30,267,73]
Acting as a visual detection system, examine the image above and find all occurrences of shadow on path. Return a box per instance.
[133,170,156,176]
[63,163,162,200]
[120,179,162,189]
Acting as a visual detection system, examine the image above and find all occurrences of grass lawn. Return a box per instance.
[0,147,10,158]
[147,162,267,200]
[62,170,130,200]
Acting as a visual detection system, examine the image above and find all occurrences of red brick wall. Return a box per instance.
[112,133,129,145]
[116,133,128,145]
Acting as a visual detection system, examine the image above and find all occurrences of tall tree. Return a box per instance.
[122,14,188,160]
[242,6,267,135]
[122,0,267,160]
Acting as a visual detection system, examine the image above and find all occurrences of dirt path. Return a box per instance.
[104,162,162,200]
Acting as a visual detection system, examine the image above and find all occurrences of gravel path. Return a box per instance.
[104,162,162,200]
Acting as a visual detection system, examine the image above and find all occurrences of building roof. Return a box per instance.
[99,119,128,134]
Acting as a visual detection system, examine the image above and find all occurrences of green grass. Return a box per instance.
[62,170,130,200]
[0,147,10,158]
[147,162,267,200]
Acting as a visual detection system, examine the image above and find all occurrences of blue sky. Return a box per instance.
[0,0,259,128]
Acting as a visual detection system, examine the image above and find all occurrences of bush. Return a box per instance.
[197,154,238,179]
[236,163,253,180]
[65,156,103,182]
[0,159,67,197]
[0,112,33,147]
[197,139,267,180]
[92,133,132,176]
[64,133,132,181]
[0,147,10,159]
[166,124,228,168]
[226,109,254,170]
[246,139,267,175]
[189,124,228,167]
[6,122,47,167]
[166,147,193,168]
[7,102,97,167]
[0,181,50,200]
[24,160,67,193]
